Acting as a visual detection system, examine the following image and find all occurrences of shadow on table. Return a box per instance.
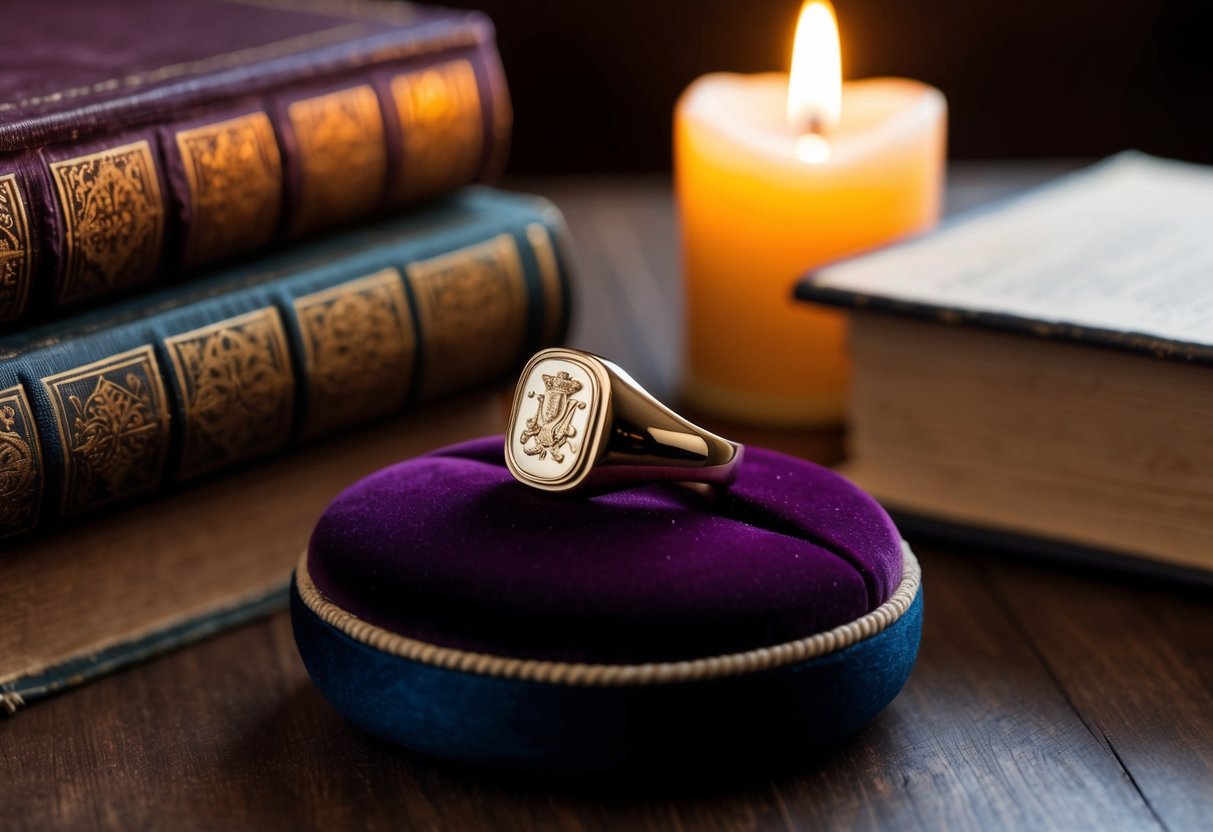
[218,680,905,826]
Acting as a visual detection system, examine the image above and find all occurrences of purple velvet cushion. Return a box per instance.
[307,437,904,664]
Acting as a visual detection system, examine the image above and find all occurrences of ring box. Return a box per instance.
[292,437,922,771]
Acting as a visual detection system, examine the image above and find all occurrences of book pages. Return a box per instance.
[812,153,1213,347]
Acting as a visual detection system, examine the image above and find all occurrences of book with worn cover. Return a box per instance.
[0,0,511,324]
[796,153,1213,580]
[0,186,572,542]
[0,393,505,714]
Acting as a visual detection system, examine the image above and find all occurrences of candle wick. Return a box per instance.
[794,115,832,164]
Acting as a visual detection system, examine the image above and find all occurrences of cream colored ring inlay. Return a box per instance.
[295,543,921,687]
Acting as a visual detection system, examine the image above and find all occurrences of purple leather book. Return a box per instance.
[0,0,511,325]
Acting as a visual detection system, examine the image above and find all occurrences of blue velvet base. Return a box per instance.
[291,577,923,771]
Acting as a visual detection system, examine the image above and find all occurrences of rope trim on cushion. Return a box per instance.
[295,543,921,687]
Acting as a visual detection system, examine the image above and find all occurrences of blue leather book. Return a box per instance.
[0,186,571,541]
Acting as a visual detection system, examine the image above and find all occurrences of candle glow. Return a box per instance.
[675,2,946,425]
[787,1,842,153]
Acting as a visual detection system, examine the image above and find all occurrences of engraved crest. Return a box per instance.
[0,174,32,322]
[519,370,587,463]
[177,112,283,266]
[166,308,294,480]
[44,348,170,515]
[50,141,164,303]
[0,386,42,537]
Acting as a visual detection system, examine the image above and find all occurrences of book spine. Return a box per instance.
[0,193,570,541]
[0,37,511,326]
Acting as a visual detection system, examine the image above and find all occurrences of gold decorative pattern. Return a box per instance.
[0,385,42,539]
[49,141,164,304]
[165,308,295,480]
[294,269,416,438]
[526,223,565,348]
[390,59,484,203]
[519,370,585,464]
[176,112,283,267]
[0,175,32,323]
[288,85,386,234]
[43,347,170,516]
[406,233,528,398]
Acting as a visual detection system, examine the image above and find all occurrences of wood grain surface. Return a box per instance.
[4,164,1212,831]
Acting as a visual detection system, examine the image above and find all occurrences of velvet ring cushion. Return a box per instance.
[292,437,923,771]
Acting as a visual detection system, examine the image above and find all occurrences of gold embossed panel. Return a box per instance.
[43,346,170,515]
[0,174,32,323]
[49,141,165,304]
[295,268,416,438]
[406,234,528,399]
[165,307,295,480]
[177,112,283,267]
[0,385,42,538]
[289,85,386,235]
[390,59,484,203]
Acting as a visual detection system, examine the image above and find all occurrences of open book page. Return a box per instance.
[809,153,1213,347]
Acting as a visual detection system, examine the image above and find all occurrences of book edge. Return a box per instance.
[794,153,1213,366]
[0,187,527,355]
[0,582,288,715]
[797,287,1213,367]
[835,462,1213,587]
[885,508,1213,589]
[0,7,495,153]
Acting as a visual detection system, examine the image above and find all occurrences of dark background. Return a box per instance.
[439,0,1213,173]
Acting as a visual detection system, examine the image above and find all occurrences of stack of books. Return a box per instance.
[0,0,573,712]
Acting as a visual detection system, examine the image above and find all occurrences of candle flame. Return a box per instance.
[788,1,841,162]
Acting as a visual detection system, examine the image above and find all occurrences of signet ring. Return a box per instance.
[505,348,744,494]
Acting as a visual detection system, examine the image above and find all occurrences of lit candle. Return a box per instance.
[675,1,946,426]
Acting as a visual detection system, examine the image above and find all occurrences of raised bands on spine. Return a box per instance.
[0,190,571,541]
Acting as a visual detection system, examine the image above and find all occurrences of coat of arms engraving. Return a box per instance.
[519,370,586,463]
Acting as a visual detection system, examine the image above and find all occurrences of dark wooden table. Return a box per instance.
[5,165,1213,831]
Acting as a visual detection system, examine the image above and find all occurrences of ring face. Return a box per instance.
[506,349,608,491]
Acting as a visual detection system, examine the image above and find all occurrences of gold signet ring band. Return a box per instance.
[505,348,744,494]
